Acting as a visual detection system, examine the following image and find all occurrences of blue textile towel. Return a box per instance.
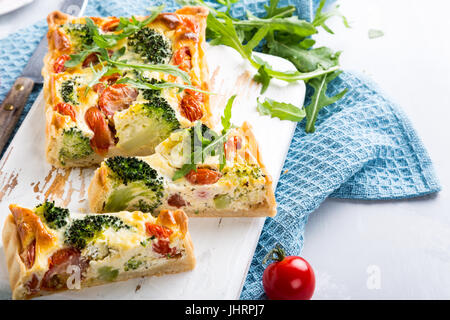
[0,0,440,300]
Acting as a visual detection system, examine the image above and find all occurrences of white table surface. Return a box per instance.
[1,0,449,299]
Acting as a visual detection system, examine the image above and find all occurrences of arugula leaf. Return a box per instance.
[263,0,295,19]
[257,97,305,121]
[172,96,236,180]
[221,94,236,134]
[172,163,197,181]
[304,71,348,133]
[105,58,191,84]
[266,41,341,73]
[116,77,212,94]
[313,0,350,34]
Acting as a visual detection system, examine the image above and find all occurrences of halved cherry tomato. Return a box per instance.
[173,46,192,72]
[102,17,120,32]
[53,54,70,73]
[41,248,87,290]
[25,274,39,296]
[184,87,204,103]
[84,106,114,154]
[82,50,113,68]
[54,102,76,122]
[180,94,203,122]
[263,246,315,300]
[180,16,199,33]
[152,239,178,257]
[185,168,221,185]
[23,239,36,269]
[93,73,121,94]
[51,29,71,52]
[145,222,173,239]
[98,83,138,117]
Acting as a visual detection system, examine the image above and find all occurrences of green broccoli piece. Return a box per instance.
[64,214,131,250]
[62,23,94,51]
[60,78,79,105]
[34,201,69,229]
[59,127,93,166]
[104,157,164,213]
[127,28,171,64]
[114,98,180,154]
[124,256,144,271]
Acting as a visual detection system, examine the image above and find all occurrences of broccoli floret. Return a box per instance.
[141,97,180,130]
[124,256,144,271]
[64,215,131,250]
[34,201,69,229]
[142,78,165,100]
[60,78,79,105]
[114,99,180,154]
[62,23,93,51]
[127,28,171,64]
[104,157,164,213]
[59,127,93,166]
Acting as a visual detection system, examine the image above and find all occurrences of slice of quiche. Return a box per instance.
[88,121,277,217]
[43,6,211,167]
[2,203,195,300]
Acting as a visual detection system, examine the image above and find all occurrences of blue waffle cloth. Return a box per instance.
[0,0,440,300]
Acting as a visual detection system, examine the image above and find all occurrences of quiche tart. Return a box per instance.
[2,203,195,300]
[43,6,211,167]
[88,121,277,217]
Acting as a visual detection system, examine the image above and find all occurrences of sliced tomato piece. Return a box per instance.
[52,29,71,52]
[180,94,203,122]
[145,222,173,239]
[92,73,121,94]
[173,46,192,72]
[53,54,71,73]
[152,239,178,257]
[23,239,36,269]
[25,274,40,296]
[180,16,199,33]
[84,106,114,155]
[185,168,222,185]
[41,248,88,291]
[54,102,76,122]
[82,50,113,68]
[102,17,120,32]
[98,83,138,117]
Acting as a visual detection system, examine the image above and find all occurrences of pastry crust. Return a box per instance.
[43,7,212,168]
[2,205,195,300]
[88,121,277,217]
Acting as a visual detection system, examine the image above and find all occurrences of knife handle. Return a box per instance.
[0,77,34,154]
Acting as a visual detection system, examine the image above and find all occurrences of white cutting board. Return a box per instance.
[0,44,304,299]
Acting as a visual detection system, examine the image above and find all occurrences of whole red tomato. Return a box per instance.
[262,246,315,300]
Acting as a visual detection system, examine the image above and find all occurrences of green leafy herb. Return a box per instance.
[172,96,236,180]
[304,71,348,133]
[257,97,305,122]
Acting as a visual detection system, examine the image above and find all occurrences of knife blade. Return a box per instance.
[0,0,88,155]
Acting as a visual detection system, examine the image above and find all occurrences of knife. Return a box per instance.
[0,0,88,154]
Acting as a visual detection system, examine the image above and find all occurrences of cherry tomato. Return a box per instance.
[180,94,203,122]
[53,54,70,73]
[152,239,178,256]
[52,29,71,52]
[185,168,222,185]
[173,46,192,72]
[102,17,120,32]
[54,102,76,122]
[84,106,114,154]
[41,247,87,290]
[262,246,315,300]
[145,223,173,239]
[98,83,138,117]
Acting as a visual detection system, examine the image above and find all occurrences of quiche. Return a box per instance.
[43,6,211,167]
[2,203,195,300]
[88,121,277,217]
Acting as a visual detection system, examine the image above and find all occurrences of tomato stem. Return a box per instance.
[262,244,286,265]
